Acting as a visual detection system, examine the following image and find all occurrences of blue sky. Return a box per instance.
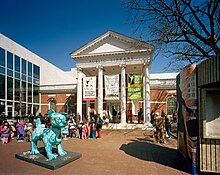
[0,0,169,73]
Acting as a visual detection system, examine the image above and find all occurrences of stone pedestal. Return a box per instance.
[15,147,81,170]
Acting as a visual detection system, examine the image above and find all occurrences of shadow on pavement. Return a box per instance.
[120,138,191,174]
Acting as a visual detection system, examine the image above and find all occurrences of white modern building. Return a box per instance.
[0,33,75,117]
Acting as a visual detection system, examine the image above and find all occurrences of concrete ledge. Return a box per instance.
[15,147,81,170]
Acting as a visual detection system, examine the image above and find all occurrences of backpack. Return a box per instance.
[97,119,103,128]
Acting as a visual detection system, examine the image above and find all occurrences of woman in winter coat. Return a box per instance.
[1,121,11,144]
[17,120,26,141]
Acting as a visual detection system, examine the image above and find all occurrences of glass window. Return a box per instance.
[28,104,32,115]
[21,81,26,102]
[33,64,40,79]
[15,72,20,79]
[49,99,56,111]
[0,100,5,115]
[0,48,5,67]
[28,83,32,102]
[22,59,26,74]
[28,77,32,83]
[7,51,13,69]
[33,85,39,103]
[22,74,26,81]
[21,103,26,116]
[14,102,20,116]
[33,78,39,85]
[7,69,13,77]
[167,97,177,115]
[33,105,39,116]
[7,76,13,100]
[15,55,20,72]
[28,62,32,76]
[0,74,5,99]
[67,98,75,115]
[15,79,20,101]
[0,66,5,75]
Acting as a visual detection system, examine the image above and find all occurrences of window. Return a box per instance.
[14,102,20,115]
[15,79,20,101]
[15,55,20,72]
[28,62,32,76]
[33,64,40,79]
[21,81,26,102]
[167,97,177,115]
[28,83,32,102]
[0,66,5,75]
[28,104,32,115]
[49,99,56,111]
[0,101,5,115]
[0,48,5,67]
[7,69,13,77]
[33,105,39,116]
[21,103,26,116]
[0,74,5,99]
[67,98,75,114]
[7,51,13,69]
[33,85,39,103]
[7,77,13,100]
[202,89,220,138]
[22,59,26,74]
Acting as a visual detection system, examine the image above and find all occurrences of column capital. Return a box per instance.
[120,64,126,69]
[96,65,104,71]
[77,67,82,72]
[143,62,151,69]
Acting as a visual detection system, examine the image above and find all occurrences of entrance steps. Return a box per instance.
[102,122,153,130]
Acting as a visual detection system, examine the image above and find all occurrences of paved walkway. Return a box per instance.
[0,130,190,175]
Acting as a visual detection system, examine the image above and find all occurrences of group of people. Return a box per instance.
[63,115,104,140]
[150,110,173,144]
[0,115,33,144]
[0,111,105,144]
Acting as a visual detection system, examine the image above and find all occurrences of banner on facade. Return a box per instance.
[83,76,96,101]
[127,74,143,99]
[104,74,119,100]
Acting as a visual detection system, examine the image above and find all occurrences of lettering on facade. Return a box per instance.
[88,57,134,63]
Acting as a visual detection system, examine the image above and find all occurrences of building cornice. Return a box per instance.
[73,49,152,59]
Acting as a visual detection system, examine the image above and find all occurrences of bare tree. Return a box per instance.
[123,0,220,70]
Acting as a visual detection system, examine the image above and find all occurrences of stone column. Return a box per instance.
[86,101,90,121]
[97,66,103,118]
[120,64,126,123]
[77,67,83,121]
[143,64,151,123]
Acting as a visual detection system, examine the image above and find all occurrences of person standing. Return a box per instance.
[165,115,171,139]
[89,117,96,139]
[138,108,143,124]
[95,115,103,139]
[1,121,11,144]
[155,112,166,143]
[161,110,165,118]
[16,120,26,142]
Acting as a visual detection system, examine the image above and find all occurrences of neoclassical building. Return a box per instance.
[70,31,154,124]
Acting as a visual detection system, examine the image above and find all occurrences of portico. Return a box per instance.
[71,31,154,124]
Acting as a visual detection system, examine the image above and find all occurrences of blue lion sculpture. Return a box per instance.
[30,109,67,160]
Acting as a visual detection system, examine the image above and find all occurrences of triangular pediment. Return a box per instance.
[70,31,154,58]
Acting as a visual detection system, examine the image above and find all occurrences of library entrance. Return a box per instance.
[71,31,154,124]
